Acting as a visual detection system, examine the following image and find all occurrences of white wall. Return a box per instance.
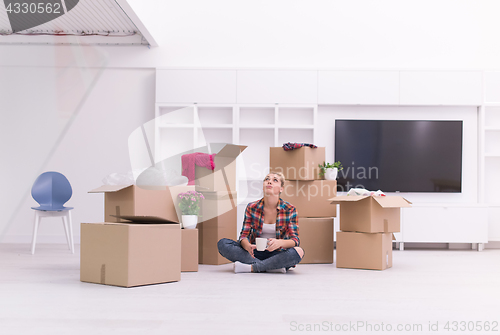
[1,0,500,69]
[0,67,155,243]
[0,0,498,243]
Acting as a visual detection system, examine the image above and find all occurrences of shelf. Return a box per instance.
[158,124,195,129]
[198,106,233,125]
[485,154,500,158]
[239,125,275,129]
[485,203,500,207]
[278,107,315,126]
[199,124,233,129]
[484,128,500,131]
[278,125,314,129]
[239,107,275,125]
[278,128,314,145]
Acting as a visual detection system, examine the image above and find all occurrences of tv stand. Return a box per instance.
[400,203,488,251]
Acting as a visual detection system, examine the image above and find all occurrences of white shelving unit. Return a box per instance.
[482,100,500,241]
[154,103,317,203]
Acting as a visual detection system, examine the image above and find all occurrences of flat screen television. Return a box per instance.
[334,120,463,193]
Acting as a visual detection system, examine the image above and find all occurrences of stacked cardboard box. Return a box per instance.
[198,191,237,265]
[194,144,245,265]
[270,146,336,264]
[83,185,183,287]
[330,195,411,270]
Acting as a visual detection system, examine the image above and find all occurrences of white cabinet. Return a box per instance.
[236,70,317,104]
[156,70,237,104]
[402,205,488,244]
[318,71,400,105]
[484,71,500,103]
[400,71,482,105]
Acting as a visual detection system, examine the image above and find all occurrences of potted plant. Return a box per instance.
[318,161,343,180]
[178,190,205,229]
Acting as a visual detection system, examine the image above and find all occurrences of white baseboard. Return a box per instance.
[0,235,81,244]
[485,241,500,249]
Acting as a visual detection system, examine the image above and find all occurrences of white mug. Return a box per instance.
[255,238,268,251]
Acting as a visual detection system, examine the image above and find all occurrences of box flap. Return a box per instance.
[215,144,247,159]
[329,195,369,203]
[372,196,412,208]
[88,185,133,193]
[111,215,179,224]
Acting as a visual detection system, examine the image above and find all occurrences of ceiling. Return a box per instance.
[0,0,157,46]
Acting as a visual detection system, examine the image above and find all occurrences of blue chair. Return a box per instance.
[31,171,74,254]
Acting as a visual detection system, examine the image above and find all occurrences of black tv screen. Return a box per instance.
[335,120,463,193]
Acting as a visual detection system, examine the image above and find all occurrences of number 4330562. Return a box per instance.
[5,2,62,14]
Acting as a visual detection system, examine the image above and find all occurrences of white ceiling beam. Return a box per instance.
[115,0,158,47]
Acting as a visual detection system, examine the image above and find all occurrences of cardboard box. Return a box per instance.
[336,231,393,270]
[281,180,337,217]
[200,191,237,222]
[198,208,237,265]
[88,185,179,223]
[298,217,334,264]
[181,229,199,272]
[80,222,181,287]
[195,144,247,192]
[329,195,411,233]
[269,146,325,180]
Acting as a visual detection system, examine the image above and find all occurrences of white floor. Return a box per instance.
[1,244,499,335]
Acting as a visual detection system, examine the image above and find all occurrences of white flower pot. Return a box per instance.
[181,215,198,229]
[324,168,338,180]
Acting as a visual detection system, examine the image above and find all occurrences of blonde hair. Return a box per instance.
[265,171,286,187]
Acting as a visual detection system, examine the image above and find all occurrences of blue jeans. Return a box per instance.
[217,238,303,272]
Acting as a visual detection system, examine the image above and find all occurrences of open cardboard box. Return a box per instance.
[195,144,247,193]
[329,195,411,233]
[269,146,325,180]
[80,221,181,287]
[89,185,179,223]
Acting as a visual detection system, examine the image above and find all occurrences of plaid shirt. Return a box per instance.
[239,198,300,247]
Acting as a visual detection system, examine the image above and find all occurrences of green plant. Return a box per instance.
[318,161,343,177]
[178,190,205,216]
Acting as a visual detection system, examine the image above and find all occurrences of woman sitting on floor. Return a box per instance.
[217,171,304,273]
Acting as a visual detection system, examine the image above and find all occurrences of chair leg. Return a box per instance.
[31,211,41,255]
[68,211,74,254]
[62,215,71,251]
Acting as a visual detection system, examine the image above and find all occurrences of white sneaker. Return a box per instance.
[234,261,252,273]
[266,268,286,274]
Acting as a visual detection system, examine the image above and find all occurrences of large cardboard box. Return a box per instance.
[195,144,247,193]
[181,229,199,272]
[298,217,334,264]
[269,146,325,180]
[80,222,181,287]
[198,205,237,265]
[336,231,393,270]
[200,191,237,221]
[88,185,179,223]
[329,195,411,233]
[281,180,337,217]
